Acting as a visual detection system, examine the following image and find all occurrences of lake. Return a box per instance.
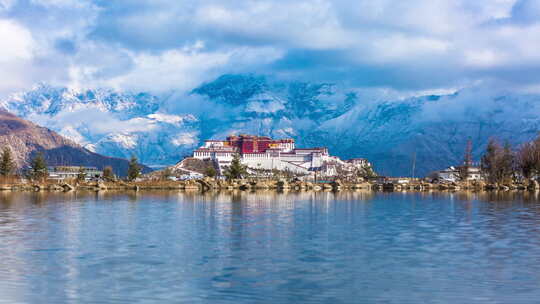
[1,190,540,303]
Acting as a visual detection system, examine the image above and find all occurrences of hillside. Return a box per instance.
[0,108,148,175]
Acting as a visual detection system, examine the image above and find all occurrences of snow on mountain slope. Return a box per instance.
[3,76,540,176]
[312,91,540,176]
[1,84,199,166]
[191,76,540,176]
[3,83,160,119]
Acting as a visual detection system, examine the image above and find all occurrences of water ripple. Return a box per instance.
[1,191,540,303]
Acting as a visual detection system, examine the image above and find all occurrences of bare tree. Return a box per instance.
[481,138,499,183]
[481,138,515,184]
[103,166,114,181]
[517,134,540,181]
[500,142,515,183]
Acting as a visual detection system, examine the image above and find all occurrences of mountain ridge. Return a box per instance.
[0,108,149,176]
[2,75,539,176]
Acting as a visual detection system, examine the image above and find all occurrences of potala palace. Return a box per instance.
[191,134,372,177]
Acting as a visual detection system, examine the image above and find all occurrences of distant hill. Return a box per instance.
[0,108,150,176]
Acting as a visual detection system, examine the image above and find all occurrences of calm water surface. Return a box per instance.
[1,190,540,303]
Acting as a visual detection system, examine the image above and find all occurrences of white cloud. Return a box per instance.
[368,35,450,63]
[417,83,540,124]
[0,0,16,11]
[0,19,37,95]
[0,19,33,61]
[0,0,539,97]
[104,48,232,92]
[30,0,83,7]
[194,1,350,49]
[171,132,198,146]
[80,44,283,93]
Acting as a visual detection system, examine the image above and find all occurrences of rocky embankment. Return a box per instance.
[0,179,368,192]
[374,180,540,191]
[1,178,539,192]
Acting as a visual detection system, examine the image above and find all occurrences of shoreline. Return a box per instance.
[0,178,537,192]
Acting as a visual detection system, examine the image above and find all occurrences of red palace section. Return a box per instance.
[224,135,294,154]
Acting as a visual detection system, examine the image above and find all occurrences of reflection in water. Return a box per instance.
[1,190,540,303]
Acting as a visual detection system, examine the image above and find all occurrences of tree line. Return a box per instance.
[467,134,540,184]
[0,147,142,182]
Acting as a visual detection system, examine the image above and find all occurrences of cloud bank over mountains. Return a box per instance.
[1,0,540,97]
[2,0,540,177]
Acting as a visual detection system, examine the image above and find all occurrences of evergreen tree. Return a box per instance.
[223,154,247,180]
[127,155,141,181]
[204,166,217,178]
[0,146,15,177]
[76,167,86,181]
[271,168,281,179]
[103,166,114,180]
[29,152,48,181]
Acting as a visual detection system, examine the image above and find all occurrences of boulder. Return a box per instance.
[331,180,343,191]
[484,184,497,190]
[48,184,63,191]
[61,183,75,192]
[277,179,290,189]
[322,183,333,190]
[253,181,270,190]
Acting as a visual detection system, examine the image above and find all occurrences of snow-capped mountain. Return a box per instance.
[2,76,540,176]
[0,108,148,175]
[1,84,200,167]
[188,74,540,176]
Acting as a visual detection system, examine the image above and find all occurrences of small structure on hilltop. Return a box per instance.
[189,134,374,179]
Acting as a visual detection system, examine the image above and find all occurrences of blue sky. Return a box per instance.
[0,0,539,97]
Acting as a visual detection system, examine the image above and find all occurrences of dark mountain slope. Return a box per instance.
[0,108,149,175]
